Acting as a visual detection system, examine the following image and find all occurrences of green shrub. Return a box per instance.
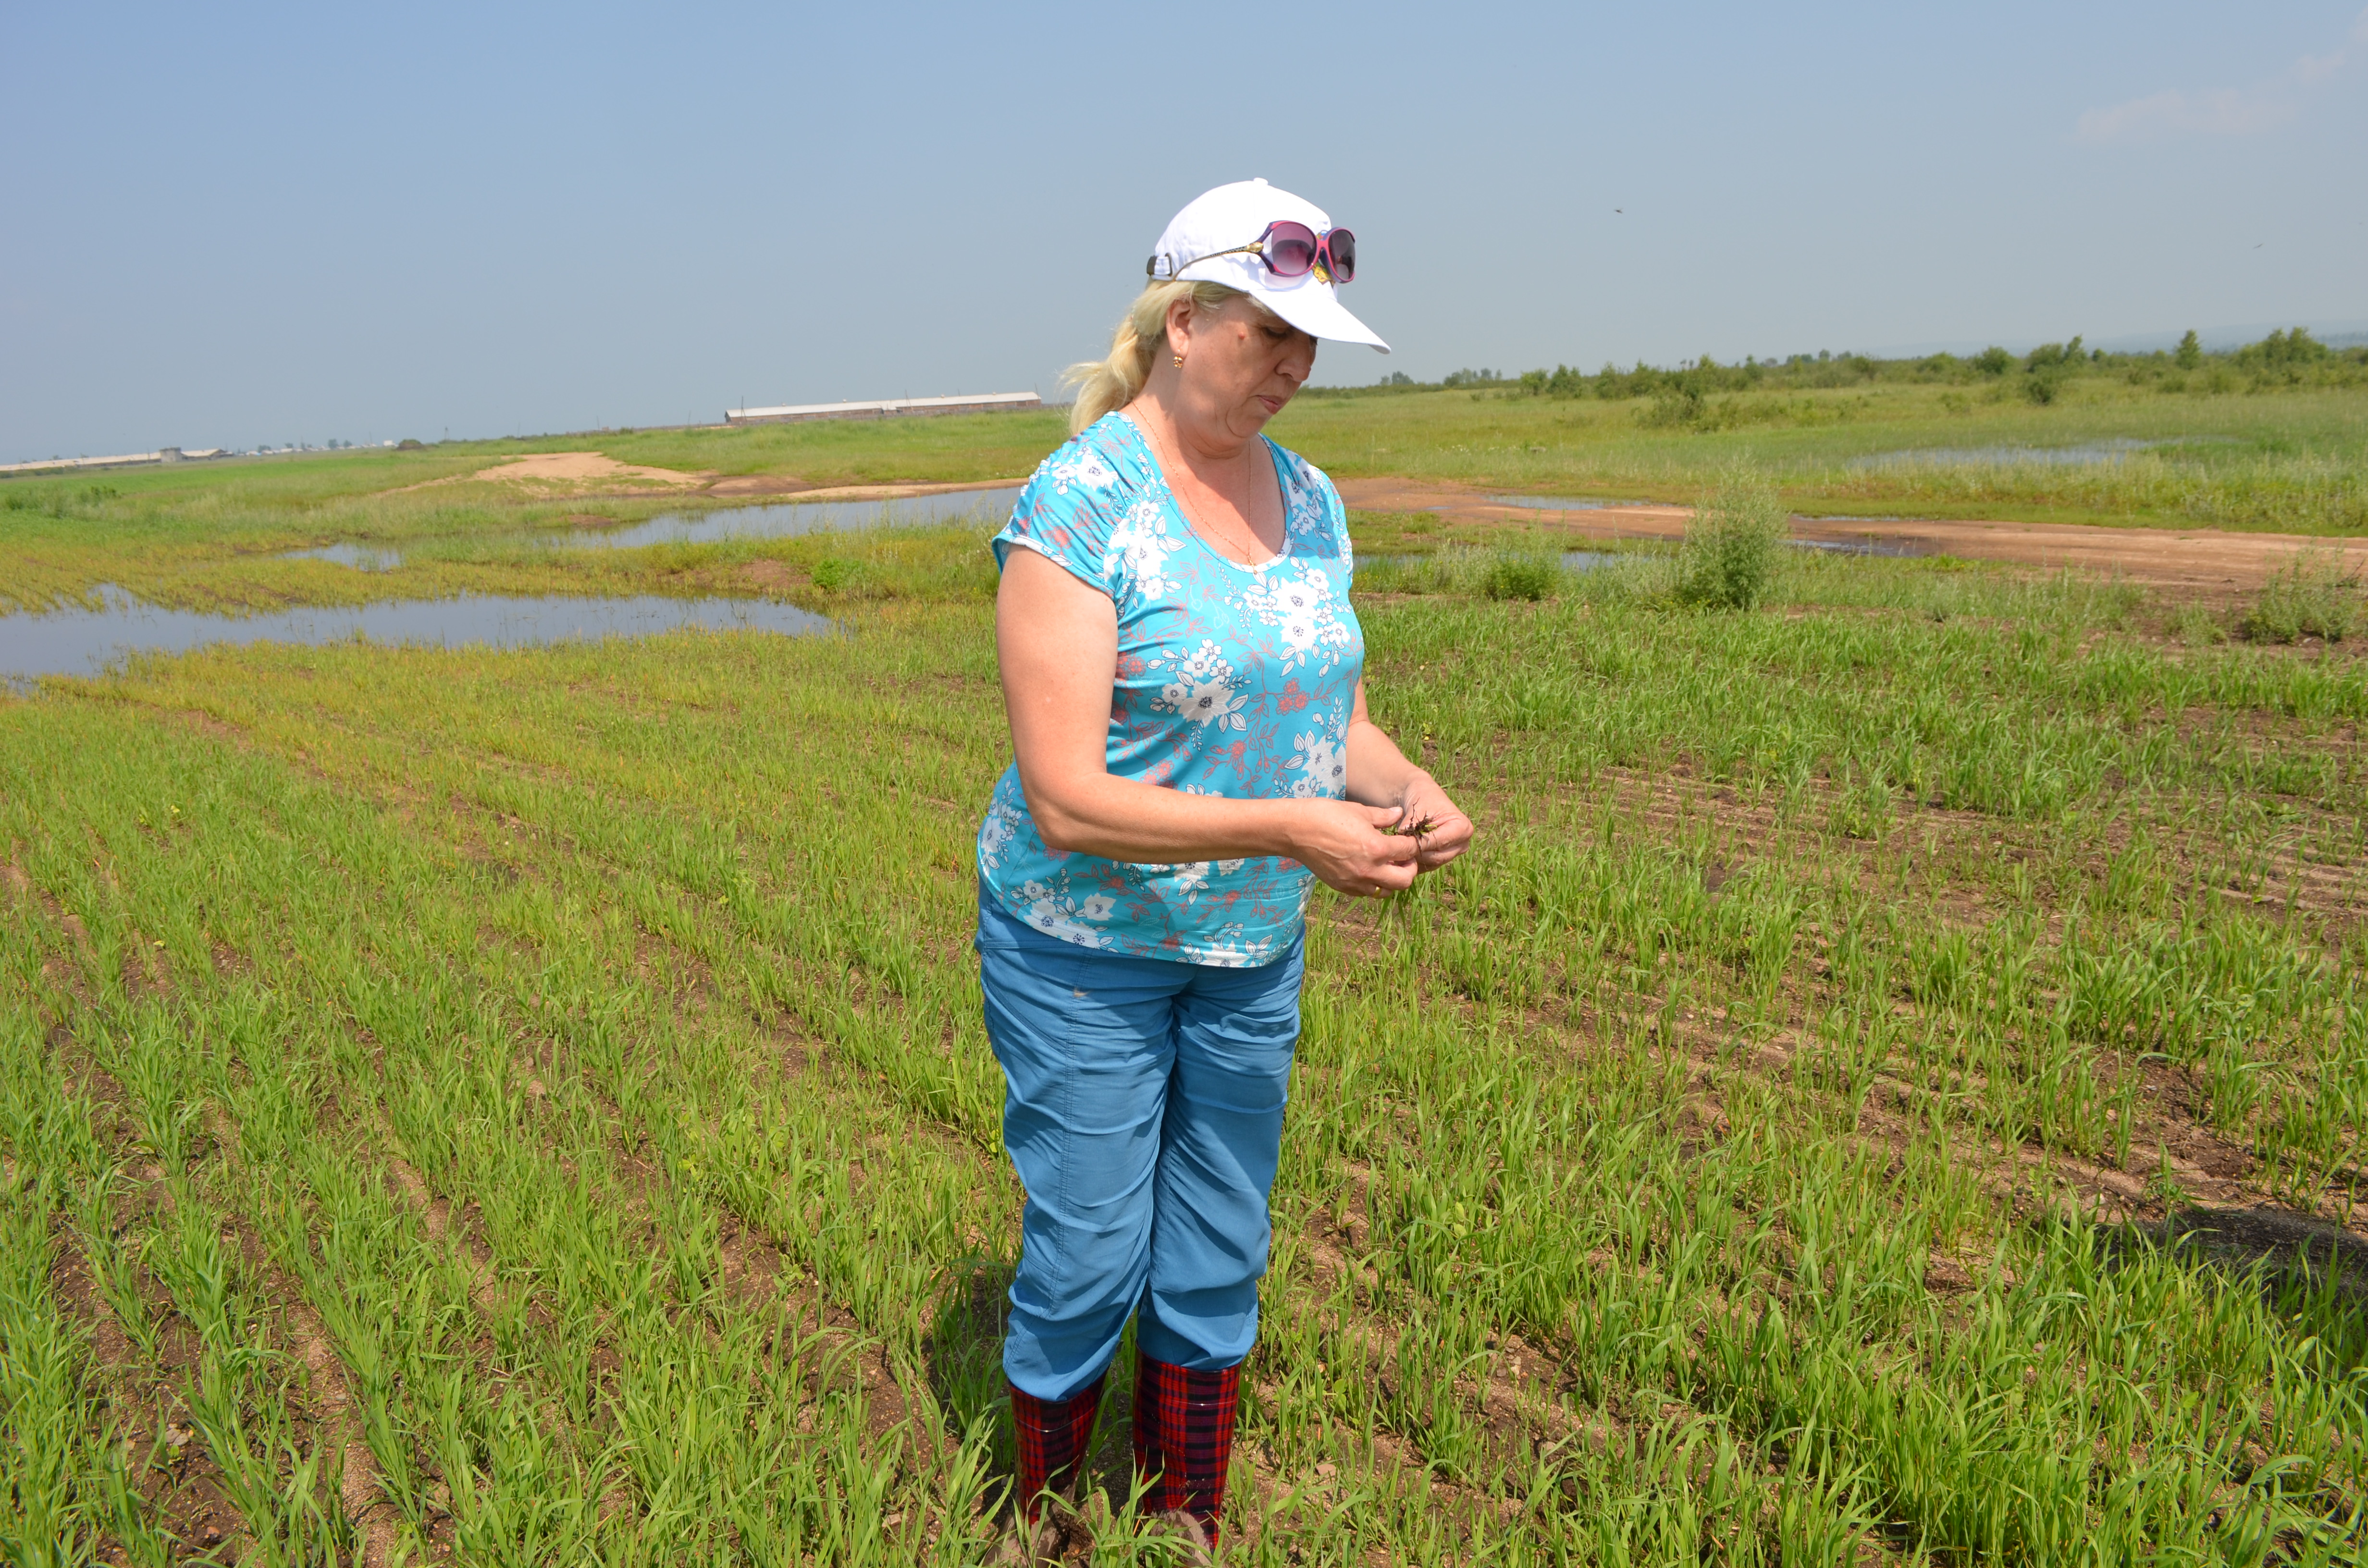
[2239,552,2361,642]
[2167,603,2226,645]
[2236,327,2329,374]
[2022,371,2061,405]
[2026,337,2083,371]
[2174,330,2202,370]
[1482,551,1558,601]
[1639,385,1708,429]
[1675,470,1787,611]
[812,557,860,591]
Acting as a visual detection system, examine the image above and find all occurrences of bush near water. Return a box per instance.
[1675,470,1787,611]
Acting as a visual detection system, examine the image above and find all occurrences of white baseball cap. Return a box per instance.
[1145,178,1389,354]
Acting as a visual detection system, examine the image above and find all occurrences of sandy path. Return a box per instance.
[1338,478,2368,593]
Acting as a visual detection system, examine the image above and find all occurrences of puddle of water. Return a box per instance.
[1484,495,1646,511]
[1789,538,1933,558]
[284,485,1024,571]
[2,587,833,684]
[1849,440,2160,470]
[285,542,404,571]
[554,486,1023,551]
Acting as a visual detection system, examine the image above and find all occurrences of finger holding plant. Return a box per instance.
[1387,772,1473,873]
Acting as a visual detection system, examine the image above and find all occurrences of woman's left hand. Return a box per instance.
[1391,773,1473,873]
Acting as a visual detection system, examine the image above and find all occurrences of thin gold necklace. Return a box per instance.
[1141,412,1275,568]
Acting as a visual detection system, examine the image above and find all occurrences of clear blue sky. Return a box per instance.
[5,2,2364,461]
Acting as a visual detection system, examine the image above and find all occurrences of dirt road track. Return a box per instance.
[1337,478,2368,594]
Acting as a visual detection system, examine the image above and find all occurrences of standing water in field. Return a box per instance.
[283,484,1026,570]
[1848,440,2165,469]
[0,587,832,684]
[1484,494,1648,511]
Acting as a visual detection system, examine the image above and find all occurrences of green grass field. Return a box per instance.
[4,353,2368,1563]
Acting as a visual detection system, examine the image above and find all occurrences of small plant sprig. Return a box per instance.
[1386,812,1438,841]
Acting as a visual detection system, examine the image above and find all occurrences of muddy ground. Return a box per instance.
[1337,478,2368,594]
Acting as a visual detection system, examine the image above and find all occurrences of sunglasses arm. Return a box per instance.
[1148,240,1270,280]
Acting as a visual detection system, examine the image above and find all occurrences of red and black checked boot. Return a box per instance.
[1131,1352,1241,1549]
[1010,1374,1105,1526]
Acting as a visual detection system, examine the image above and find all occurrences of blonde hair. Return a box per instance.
[1061,280,1245,435]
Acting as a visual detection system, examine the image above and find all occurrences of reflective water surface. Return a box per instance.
[284,485,1025,571]
[1849,440,2161,469]
[1791,537,1932,557]
[1485,494,1647,511]
[285,542,404,570]
[2,588,832,684]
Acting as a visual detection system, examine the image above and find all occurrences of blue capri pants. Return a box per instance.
[976,896,1303,1402]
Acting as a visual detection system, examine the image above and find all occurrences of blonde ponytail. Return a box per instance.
[1061,280,1245,435]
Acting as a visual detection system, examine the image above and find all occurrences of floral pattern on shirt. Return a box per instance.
[977,413,1364,967]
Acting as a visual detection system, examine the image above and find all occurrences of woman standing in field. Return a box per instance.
[975,179,1472,1560]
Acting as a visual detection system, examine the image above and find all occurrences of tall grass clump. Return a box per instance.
[1675,468,1787,610]
[1356,544,1566,600]
[2241,551,2362,643]
[1482,550,1559,602]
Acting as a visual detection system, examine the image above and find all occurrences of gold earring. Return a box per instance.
[1172,354,1184,368]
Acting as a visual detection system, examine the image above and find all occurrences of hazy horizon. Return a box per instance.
[6,1,2364,464]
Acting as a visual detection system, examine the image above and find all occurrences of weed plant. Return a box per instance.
[1482,551,1560,602]
[2243,551,2363,643]
[1675,471,1786,610]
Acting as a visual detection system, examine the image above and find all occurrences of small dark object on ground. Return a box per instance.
[2105,1204,2368,1307]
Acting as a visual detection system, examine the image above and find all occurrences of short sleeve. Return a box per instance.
[1274,442,1354,589]
[992,434,1131,599]
[1318,469,1354,588]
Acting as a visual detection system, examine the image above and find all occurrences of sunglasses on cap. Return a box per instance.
[1149,221,1357,286]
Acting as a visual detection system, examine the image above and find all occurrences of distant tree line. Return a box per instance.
[1306,329,2367,412]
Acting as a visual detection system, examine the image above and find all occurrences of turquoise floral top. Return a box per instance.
[976,413,1364,966]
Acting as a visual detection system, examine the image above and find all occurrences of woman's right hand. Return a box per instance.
[1289,801,1421,897]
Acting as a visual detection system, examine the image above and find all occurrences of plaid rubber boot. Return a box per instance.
[1131,1352,1241,1547]
[1010,1375,1105,1525]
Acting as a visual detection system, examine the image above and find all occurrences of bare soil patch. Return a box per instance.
[741,560,803,594]
[393,452,714,496]
[1339,478,2368,592]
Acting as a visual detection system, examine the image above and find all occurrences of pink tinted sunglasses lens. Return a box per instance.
[1261,221,1320,277]
[1322,228,1356,283]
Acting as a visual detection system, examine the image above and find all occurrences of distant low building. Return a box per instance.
[0,447,229,478]
[725,391,1041,426]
